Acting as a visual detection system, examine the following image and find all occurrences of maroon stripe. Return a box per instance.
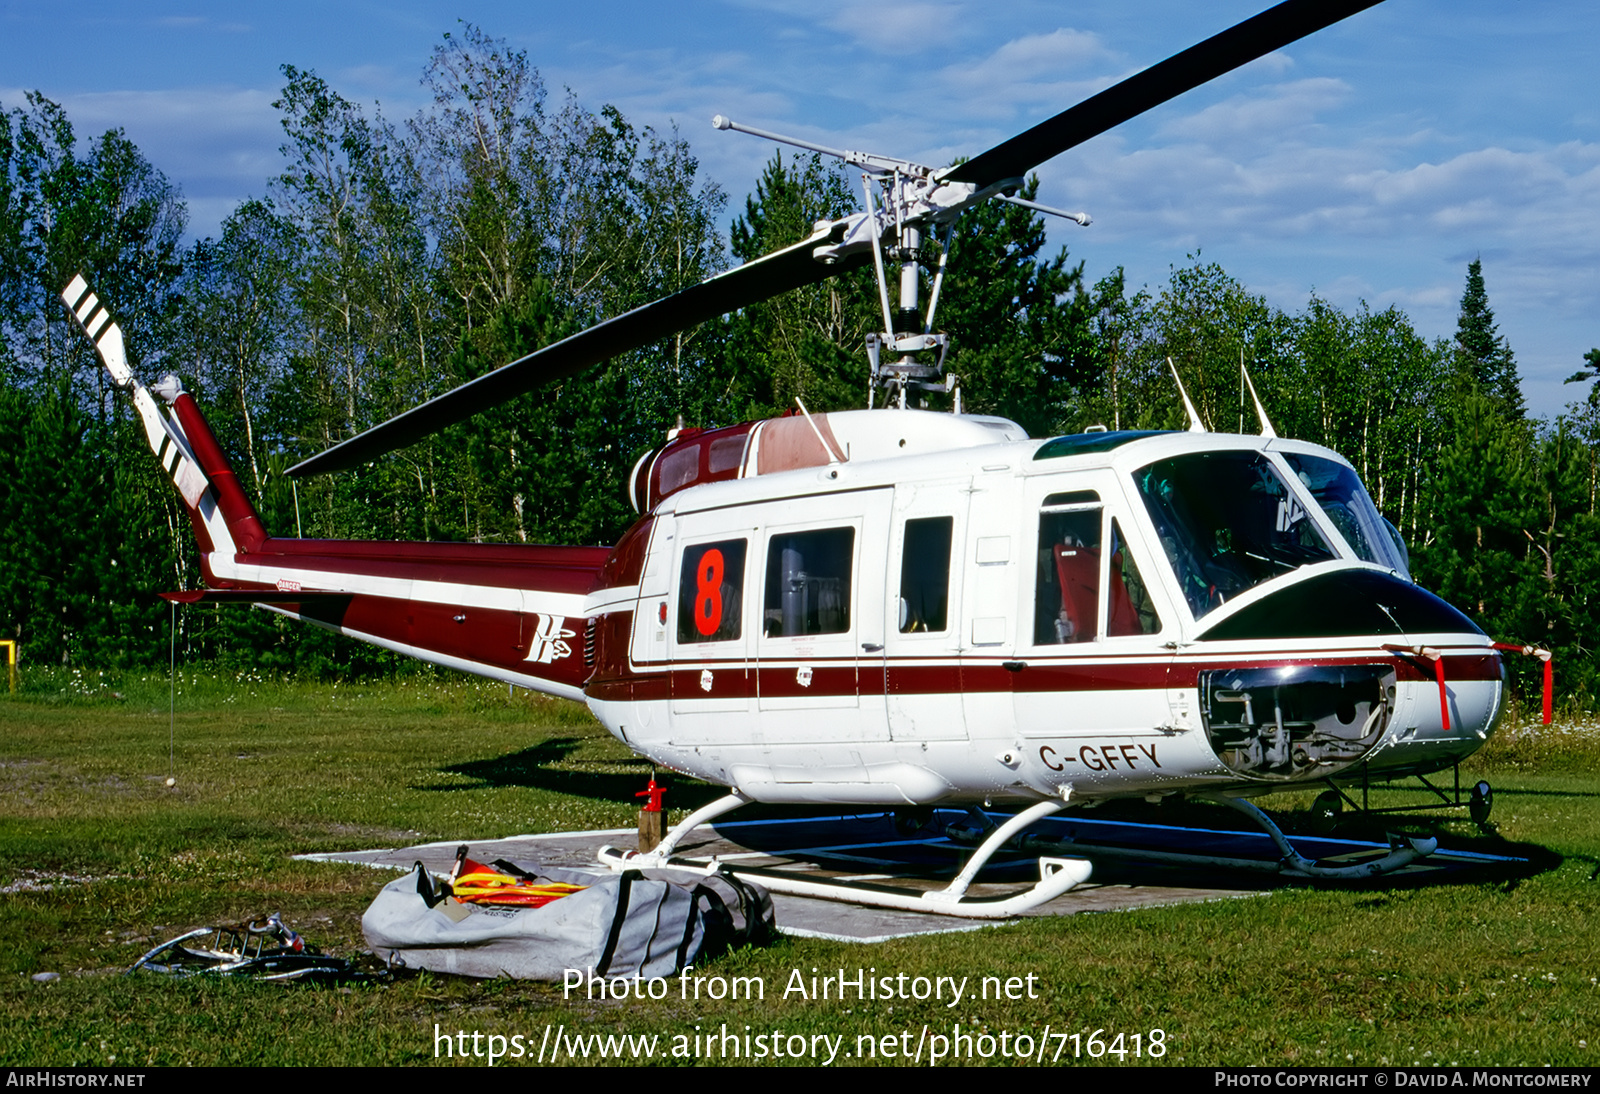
[756,664,859,700]
[589,648,1503,700]
[263,538,610,566]
[586,674,672,703]
[679,664,755,701]
[269,593,592,692]
[993,659,1171,693]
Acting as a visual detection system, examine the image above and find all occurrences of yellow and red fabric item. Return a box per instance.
[448,857,587,908]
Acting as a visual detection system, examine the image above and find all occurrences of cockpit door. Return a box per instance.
[1012,473,1179,784]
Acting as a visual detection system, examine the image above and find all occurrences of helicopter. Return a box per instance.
[62,0,1539,917]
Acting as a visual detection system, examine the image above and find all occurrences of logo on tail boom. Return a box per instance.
[525,614,576,664]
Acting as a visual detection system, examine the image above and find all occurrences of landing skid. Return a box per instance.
[963,797,1438,881]
[598,794,1093,920]
[599,786,1447,918]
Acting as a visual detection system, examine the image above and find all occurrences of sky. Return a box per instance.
[2,0,1596,418]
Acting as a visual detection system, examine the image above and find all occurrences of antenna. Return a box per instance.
[1168,358,1208,433]
[1240,359,1277,438]
[794,397,845,463]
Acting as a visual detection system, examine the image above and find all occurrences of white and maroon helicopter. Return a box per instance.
[64,0,1539,917]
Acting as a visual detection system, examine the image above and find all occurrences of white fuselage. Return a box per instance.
[584,414,1504,807]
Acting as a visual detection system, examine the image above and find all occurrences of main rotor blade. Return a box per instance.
[944,0,1384,190]
[288,227,867,478]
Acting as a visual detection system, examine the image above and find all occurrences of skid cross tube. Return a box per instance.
[1327,762,1491,820]
[598,795,1091,919]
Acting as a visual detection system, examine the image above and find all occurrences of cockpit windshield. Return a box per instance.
[1281,452,1411,580]
[1135,451,1335,620]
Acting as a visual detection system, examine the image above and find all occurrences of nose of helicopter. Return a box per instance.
[1193,566,1505,782]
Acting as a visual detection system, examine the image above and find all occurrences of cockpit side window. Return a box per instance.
[1135,452,1335,619]
[1034,492,1103,645]
[1281,452,1411,579]
[678,540,747,643]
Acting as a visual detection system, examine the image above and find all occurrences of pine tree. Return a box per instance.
[1564,347,1600,408]
[1454,258,1524,418]
[720,151,874,416]
[1413,392,1539,629]
[936,177,1089,437]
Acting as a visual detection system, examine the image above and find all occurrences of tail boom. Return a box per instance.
[205,539,608,699]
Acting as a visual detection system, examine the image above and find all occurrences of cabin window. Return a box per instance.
[677,539,747,643]
[1106,519,1162,636]
[899,517,953,633]
[1135,451,1334,619]
[1034,497,1102,645]
[708,434,747,475]
[764,527,854,637]
[658,445,700,494]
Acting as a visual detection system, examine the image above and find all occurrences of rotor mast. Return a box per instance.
[712,115,1093,409]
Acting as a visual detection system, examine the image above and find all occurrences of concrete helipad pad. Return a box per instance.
[301,820,1254,941]
[302,809,1531,942]
[295,808,1522,942]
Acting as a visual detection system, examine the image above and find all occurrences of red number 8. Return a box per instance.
[693,549,724,636]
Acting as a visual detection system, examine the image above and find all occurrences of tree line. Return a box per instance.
[0,26,1595,708]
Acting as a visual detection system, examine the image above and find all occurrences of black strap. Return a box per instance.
[413,863,444,908]
[676,885,708,970]
[595,871,637,976]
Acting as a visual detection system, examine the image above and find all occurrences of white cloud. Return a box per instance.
[1156,77,1350,149]
[823,3,962,52]
[932,29,1115,124]
[0,85,282,238]
[949,28,1110,85]
[718,0,964,53]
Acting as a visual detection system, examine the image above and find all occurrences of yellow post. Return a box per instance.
[0,640,14,693]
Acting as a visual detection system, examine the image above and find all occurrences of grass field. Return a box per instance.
[1,666,1596,1067]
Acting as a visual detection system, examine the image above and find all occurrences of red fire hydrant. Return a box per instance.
[637,775,666,853]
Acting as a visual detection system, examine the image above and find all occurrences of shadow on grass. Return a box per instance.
[1489,786,1600,799]
[712,798,1562,892]
[417,739,728,812]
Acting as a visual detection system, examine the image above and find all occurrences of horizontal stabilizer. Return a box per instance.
[160,590,355,605]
